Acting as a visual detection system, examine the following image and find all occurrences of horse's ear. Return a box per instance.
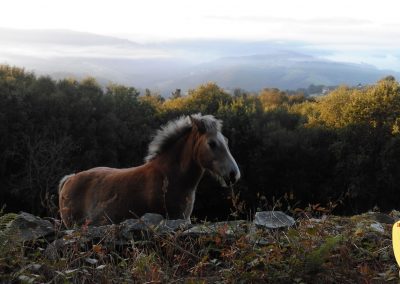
[189,115,206,133]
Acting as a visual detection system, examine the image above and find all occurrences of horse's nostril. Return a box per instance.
[229,170,236,182]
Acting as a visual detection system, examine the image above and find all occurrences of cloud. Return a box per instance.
[205,15,372,26]
[201,14,400,47]
[0,28,171,59]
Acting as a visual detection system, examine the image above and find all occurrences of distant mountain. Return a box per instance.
[158,53,396,92]
[0,28,398,95]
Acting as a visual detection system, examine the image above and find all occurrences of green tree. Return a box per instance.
[258,88,288,110]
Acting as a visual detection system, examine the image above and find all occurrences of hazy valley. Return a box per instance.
[1,28,398,95]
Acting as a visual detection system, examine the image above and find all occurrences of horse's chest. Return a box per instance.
[165,189,196,220]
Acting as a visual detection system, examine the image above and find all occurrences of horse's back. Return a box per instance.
[61,167,119,198]
[59,164,161,226]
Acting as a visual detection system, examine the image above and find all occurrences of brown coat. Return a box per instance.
[58,114,240,227]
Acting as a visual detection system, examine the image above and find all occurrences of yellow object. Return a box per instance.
[392,221,400,267]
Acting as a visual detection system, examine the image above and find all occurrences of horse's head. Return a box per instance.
[190,114,240,187]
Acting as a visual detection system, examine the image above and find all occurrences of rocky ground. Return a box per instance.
[0,210,399,283]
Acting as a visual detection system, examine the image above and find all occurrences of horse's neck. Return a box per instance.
[156,131,204,191]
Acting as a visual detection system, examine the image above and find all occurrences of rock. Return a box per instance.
[254,211,295,229]
[120,219,147,239]
[45,238,76,260]
[120,213,165,233]
[163,219,191,231]
[366,212,394,224]
[141,213,165,225]
[121,213,191,238]
[86,224,119,240]
[1,212,54,243]
[183,220,248,236]
[183,224,212,235]
[370,222,385,233]
[85,257,98,264]
[45,214,192,256]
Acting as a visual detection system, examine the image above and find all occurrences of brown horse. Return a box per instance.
[58,114,240,227]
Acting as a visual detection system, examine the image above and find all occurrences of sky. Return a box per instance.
[1,0,400,70]
[1,0,399,43]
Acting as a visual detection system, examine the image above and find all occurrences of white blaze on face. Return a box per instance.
[215,132,240,184]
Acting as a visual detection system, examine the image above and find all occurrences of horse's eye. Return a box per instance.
[208,140,217,149]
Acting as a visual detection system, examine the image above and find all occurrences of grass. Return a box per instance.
[0,210,398,283]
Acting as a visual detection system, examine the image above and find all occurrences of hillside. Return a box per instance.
[158,53,392,91]
[1,28,398,95]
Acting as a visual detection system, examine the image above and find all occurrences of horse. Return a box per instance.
[58,114,240,227]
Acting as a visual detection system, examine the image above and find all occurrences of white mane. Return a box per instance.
[145,113,222,162]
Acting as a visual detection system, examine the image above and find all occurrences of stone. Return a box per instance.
[120,213,163,233]
[86,224,119,240]
[352,212,395,225]
[163,219,191,231]
[85,257,98,264]
[1,212,54,243]
[45,213,192,254]
[121,213,191,238]
[370,222,385,234]
[254,211,295,229]
[369,212,395,224]
[140,213,191,233]
[141,213,165,225]
[45,238,75,260]
[183,220,248,236]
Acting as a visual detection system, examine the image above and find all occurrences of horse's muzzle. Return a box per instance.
[224,169,240,187]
